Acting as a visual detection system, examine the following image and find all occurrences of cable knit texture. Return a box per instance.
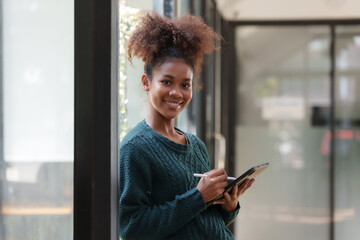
[119,120,239,240]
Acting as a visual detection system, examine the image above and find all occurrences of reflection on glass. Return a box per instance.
[1,0,74,239]
[334,25,360,240]
[234,26,331,239]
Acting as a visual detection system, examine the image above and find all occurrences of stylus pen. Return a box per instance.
[193,173,237,181]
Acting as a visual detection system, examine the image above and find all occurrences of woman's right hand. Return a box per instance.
[196,169,228,203]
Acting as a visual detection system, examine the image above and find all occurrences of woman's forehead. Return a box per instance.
[153,58,194,78]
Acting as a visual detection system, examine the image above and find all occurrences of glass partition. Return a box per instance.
[233,26,331,240]
[1,0,74,239]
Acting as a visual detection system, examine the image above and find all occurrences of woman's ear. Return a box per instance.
[141,74,150,91]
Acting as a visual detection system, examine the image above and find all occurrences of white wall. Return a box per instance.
[126,0,153,10]
[216,0,360,20]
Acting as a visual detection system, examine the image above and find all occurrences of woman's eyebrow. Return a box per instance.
[161,74,192,81]
[162,74,174,79]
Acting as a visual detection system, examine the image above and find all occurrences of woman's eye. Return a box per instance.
[183,83,191,88]
[162,80,171,85]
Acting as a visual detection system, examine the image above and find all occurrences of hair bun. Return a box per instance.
[127,11,221,72]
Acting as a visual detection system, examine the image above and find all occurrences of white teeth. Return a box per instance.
[167,102,179,106]
[166,101,181,107]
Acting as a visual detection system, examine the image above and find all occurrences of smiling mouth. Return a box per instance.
[165,101,183,108]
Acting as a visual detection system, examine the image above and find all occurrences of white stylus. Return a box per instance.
[193,173,237,181]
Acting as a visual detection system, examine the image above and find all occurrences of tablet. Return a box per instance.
[207,162,269,206]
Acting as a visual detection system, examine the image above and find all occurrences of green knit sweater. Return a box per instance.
[119,120,239,240]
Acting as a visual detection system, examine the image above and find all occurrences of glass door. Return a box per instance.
[233,26,332,240]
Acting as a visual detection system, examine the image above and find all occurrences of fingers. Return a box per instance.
[205,169,227,178]
[231,183,238,197]
[213,192,230,205]
[214,178,256,212]
[196,169,229,203]
[237,178,255,196]
[211,175,228,187]
[203,169,228,187]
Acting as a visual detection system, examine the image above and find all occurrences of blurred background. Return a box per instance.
[1,0,360,239]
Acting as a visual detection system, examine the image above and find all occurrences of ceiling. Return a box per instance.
[215,0,360,21]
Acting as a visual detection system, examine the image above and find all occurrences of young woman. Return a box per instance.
[119,12,254,240]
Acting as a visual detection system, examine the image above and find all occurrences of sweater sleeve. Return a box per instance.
[217,202,241,226]
[119,141,207,240]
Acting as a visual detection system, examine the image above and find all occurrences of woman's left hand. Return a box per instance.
[213,178,255,212]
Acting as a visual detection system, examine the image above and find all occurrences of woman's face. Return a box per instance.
[143,58,193,122]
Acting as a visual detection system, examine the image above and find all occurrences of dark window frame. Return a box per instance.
[74,0,119,239]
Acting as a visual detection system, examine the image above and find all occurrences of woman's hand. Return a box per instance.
[196,169,228,203]
[214,178,255,212]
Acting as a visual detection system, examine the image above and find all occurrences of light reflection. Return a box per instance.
[278,141,292,155]
[353,36,360,47]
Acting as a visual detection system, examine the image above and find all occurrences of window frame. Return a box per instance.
[74,0,119,239]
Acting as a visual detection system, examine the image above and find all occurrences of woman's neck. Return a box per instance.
[145,107,187,145]
[145,114,177,137]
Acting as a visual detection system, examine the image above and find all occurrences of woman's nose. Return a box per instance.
[169,89,182,97]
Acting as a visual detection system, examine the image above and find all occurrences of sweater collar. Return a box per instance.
[140,120,191,153]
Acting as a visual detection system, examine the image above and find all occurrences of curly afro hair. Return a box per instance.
[127,12,222,75]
